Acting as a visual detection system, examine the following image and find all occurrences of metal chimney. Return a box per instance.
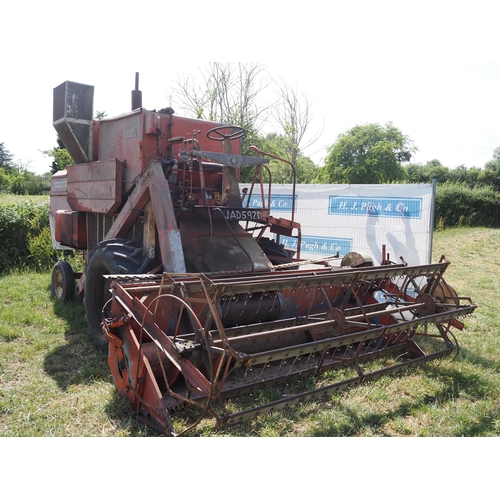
[131,72,142,110]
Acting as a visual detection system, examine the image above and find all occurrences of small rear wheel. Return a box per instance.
[84,239,149,352]
[51,261,75,302]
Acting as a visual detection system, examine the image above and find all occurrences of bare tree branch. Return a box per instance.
[167,63,271,132]
[273,78,324,166]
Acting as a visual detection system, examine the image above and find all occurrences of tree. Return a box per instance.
[9,169,50,195]
[295,156,318,184]
[0,142,14,170]
[169,63,273,187]
[246,132,318,184]
[169,63,269,151]
[3,159,50,195]
[405,159,449,184]
[313,165,330,184]
[272,79,322,173]
[0,168,10,192]
[43,137,73,174]
[169,63,321,183]
[324,122,415,184]
[481,146,500,190]
[447,165,481,187]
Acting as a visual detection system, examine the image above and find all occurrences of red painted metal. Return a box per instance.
[55,210,87,249]
[66,159,122,213]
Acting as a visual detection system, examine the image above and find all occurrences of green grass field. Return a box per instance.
[1,227,499,437]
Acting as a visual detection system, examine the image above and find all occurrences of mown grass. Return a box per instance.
[1,228,499,437]
[0,194,49,203]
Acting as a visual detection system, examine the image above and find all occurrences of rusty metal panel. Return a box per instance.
[53,81,94,164]
[55,210,87,248]
[144,111,159,135]
[67,159,122,213]
[98,110,144,194]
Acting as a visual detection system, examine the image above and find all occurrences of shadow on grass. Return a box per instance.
[44,288,108,390]
[103,390,163,437]
[304,361,498,437]
[44,286,161,436]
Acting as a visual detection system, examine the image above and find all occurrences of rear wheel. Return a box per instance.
[84,239,149,352]
[51,261,75,302]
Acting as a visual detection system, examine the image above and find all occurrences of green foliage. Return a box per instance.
[9,170,50,195]
[0,142,14,170]
[0,196,82,275]
[0,168,10,192]
[324,122,414,184]
[482,146,500,190]
[43,136,73,174]
[449,165,483,187]
[405,147,500,192]
[405,160,488,189]
[435,183,500,228]
[241,132,318,184]
[0,165,50,195]
[27,226,57,270]
[252,132,295,184]
[295,156,317,184]
[313,165,330,183]
[0,199,54,274]
[405,159,449,184]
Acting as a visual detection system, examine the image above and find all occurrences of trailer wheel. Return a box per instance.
[51,261,75,302]
[84,239,149,352]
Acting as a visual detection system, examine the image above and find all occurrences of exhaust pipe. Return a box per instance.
[131,72,142,110]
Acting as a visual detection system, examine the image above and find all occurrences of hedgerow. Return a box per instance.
[435,182,500,229]
[1,183,499,274]
[0,199,56,274]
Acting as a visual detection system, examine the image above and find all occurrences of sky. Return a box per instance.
[2,1,499,175]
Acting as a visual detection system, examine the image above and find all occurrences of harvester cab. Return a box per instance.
[49,76,476,436]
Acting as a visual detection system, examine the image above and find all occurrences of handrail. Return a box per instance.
[249,146,297,226]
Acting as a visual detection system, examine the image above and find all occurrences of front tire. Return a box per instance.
[84,239,149,352]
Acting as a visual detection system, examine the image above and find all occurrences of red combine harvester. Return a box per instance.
[50,75,476,435]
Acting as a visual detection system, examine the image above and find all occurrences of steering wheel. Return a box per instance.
[207,125,246,141]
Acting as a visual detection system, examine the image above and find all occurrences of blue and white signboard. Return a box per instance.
[241,183,435,266]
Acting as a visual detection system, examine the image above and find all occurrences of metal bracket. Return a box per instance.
[191,149,269,168]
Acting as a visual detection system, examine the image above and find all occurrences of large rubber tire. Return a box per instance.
[84,239,149,352]
[51,261,75,302]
